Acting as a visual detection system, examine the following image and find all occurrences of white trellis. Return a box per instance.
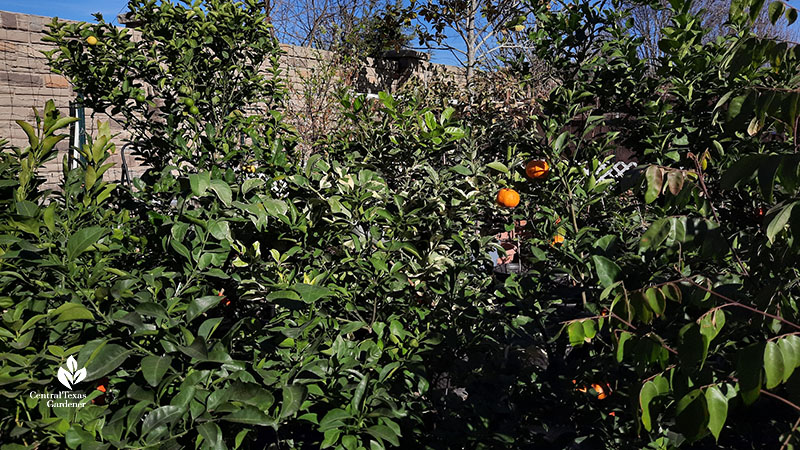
[583,161,637,182]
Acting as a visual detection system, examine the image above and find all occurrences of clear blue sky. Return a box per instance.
[4,0,800,67]
[1,0,129,25]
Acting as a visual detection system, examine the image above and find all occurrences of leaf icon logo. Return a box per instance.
[57,356,87,390]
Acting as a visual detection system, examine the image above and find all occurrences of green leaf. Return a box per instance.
[319,408,351,431]
[778,155,799,193]
[293,284,332,303]
[721,155,763,189]
[675,389,709,441]
[197,422,223,449]
[737,344,764,405]
[764,340,786,389]
[50,303,94,324]
[179,336,208,360]
[351,374,369,412]
[208,220,232,242]
[699,309,726,342]
[758,156,782,202]
[728,94,748,120]
[16,120,38,149]
[779,335,800,383]
[141,405,185,431]
[365,425,400,447]
[769,1,785,24]
[321,429,341,448]
[644,288,666,316]
[43,203,56,232]
[450,165,472,175]
[591,255,621,288]
[750,0,767,22]
[378,91,394,110]
[553,131,568,152]
[279,384,308,419]
[766,201,796,242]
[65,426,93,449]
[263,198,288,216]
[705,386,728,440]
[567,322,585,346]
[242,178,265,194]
[189,172,210,196]
[582,320,597,340]
[223,405,276,426]
[209,179,232,206]
[640,381,659,431]
[787,7,798,24]
[486,161,509,174]
[15,200,38,217]
[444,126,465,140]
[640,218,671,252]
[85,343,131,381]
[187,295,222,322]
[617,331,632,362]
[266,290,301,301]
[141,355,172,387]
[235,430,250,448]
[66,227,108,260]
[678,324,710,369]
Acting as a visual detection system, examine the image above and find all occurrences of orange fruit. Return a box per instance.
[525,159,549,179]
[591,383,611,400]
[551,234,565,246]
[86,36,98,46]
[496,188,520,208]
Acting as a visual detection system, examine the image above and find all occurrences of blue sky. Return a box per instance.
[5,0,800,67]
[2,0,129,24]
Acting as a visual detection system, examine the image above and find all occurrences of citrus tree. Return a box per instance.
[4,0,800,448]
[501,0,800,447]
[1,1,502,449]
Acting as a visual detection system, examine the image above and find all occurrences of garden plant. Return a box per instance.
[1,0,800,448]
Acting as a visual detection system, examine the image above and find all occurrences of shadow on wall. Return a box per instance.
[353,50,430,95]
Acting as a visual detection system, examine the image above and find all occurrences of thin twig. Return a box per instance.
[780,416,800,450]
[768,331,800,342]
[687,278,800,331]
[762,388,800,412]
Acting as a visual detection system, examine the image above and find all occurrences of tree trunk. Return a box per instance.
[466,0,477,83]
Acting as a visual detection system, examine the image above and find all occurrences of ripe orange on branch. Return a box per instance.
[496,188,520,208]
[525,159,549,179]
[86,36,98,46]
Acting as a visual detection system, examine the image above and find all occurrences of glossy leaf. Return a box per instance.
[141,355,172,387]
[592,255,621,288]
[705,385,728,440]
[764,341,786,389]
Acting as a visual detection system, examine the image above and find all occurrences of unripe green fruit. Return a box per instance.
[189,106,200,115]
[183,98,195,107]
